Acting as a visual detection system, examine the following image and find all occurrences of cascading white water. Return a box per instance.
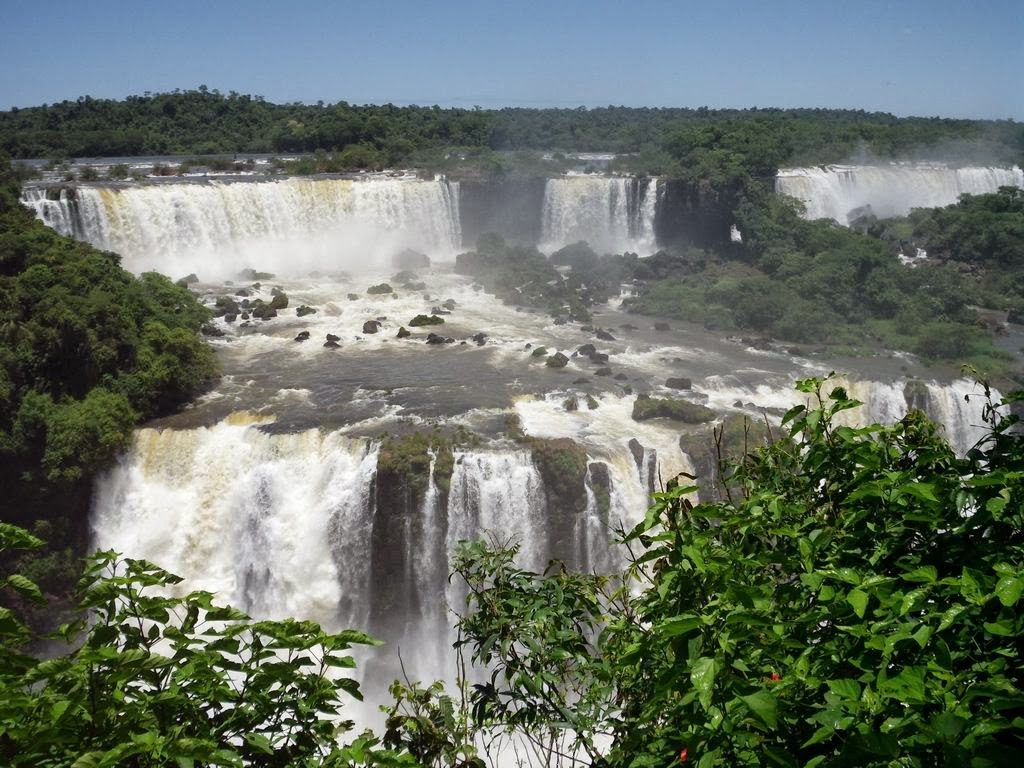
[446,450,548,571]
[20,176,462,277]
[20,186,79,237]
[540,176,658,254]
[775,164,1024,224]
[91,417,380,627]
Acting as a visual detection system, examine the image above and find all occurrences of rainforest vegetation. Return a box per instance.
[2,88,1022,174]
[2,379,1021,766]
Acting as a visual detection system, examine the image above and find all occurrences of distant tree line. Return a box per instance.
[1,88,1021,176]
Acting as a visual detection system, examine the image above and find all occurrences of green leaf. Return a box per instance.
[243,733,273,755]
[827,679,861,700]
[847,588,869,618]
[903,566,938,583]
[71,753,103,768]
[740,690,778,728]
[690,656,717,711]
[994,576,1023,607]
[658,614,701,638]
[5,574,44,604]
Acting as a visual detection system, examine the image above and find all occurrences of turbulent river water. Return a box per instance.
[21,167,1017,735]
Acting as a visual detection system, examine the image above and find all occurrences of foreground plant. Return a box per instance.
[0,530,410,767]
[445,378,1023,767]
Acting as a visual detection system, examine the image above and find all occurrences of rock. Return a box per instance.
[632,395,715,423]
[585,394,599,410]
[572,378,590,385]
[595,328,616,341]
[409,314,444,327]
[654,322,671,332]
[422,294,432,301]
[531,346,548,357]
[595,367,613,376]
[347,293,360,301]
[580,324,594,332]
[665,377,692,390]
[251,304,277,320]
[294,331,310,342]
[326,333,340,342]
[240,312,250,320]
[296,305,317,317]
[614,373,629,381]
[430,306,450,316]
[391,270,419,283]
[471,332,486,346]
[576,343,597,357]
[269,292,288,310]
[252,282,261,290]
[396,326,411,338]
[589,352,609,364]
[628,438,646,469]
[553,317,568,326]
[213,296,240,317]
[547,352,570,368]
[733,400,744,408]
[563,396,579,412]
[241,299,250,309]
[392,248,430,270]
[367,283,393,295]
[238,268,275,281]
[323,339,340,348]
[270,286,284,297]
[176,273,199,286]
[442,298,457,310]
[363,320,382,334]
[200,323,224,337]
[224,313,237,323]
[620,323,638,331]
[425,332,452,345]
[524,343,532,350]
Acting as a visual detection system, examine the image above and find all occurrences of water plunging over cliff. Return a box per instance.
[540,176,659,254]
[20,177,463,277]
[775,164,1024,224]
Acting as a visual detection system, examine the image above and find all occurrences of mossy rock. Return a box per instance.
[409,314,444,327]
[367,283,393,295]
[531,346,548,358]
[396,326,411,338]
[269,292,289,310]
[632,395,715,423]
[296,305,317,317]
[529,437,588,516]
[547,352,570,368]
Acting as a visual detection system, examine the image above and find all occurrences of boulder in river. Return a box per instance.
[546,352,569,368]
[323,339,341,348]
[363,320,382,334]
[595,328,616,341]
[396,326,411,338]
[294,331,310,342]
[665,377,692,390]
[392,248,430,270]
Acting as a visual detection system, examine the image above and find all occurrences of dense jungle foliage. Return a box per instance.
[2,379,1021,766]
[0,151,217,594]
[1,87,1022,175]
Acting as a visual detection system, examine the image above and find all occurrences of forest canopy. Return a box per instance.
[2,88,1022,175]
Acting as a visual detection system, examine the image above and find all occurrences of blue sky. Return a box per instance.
[1,0,1021,119]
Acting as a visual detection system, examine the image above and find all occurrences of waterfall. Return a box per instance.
[91,419,379,627]
[20,186,79,237]
[20,176,463,277]
[540,176,659,254]
[775,164,1024,224]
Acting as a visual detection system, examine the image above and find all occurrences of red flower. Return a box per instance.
[768,672,781,682]
[679,747,688,763]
